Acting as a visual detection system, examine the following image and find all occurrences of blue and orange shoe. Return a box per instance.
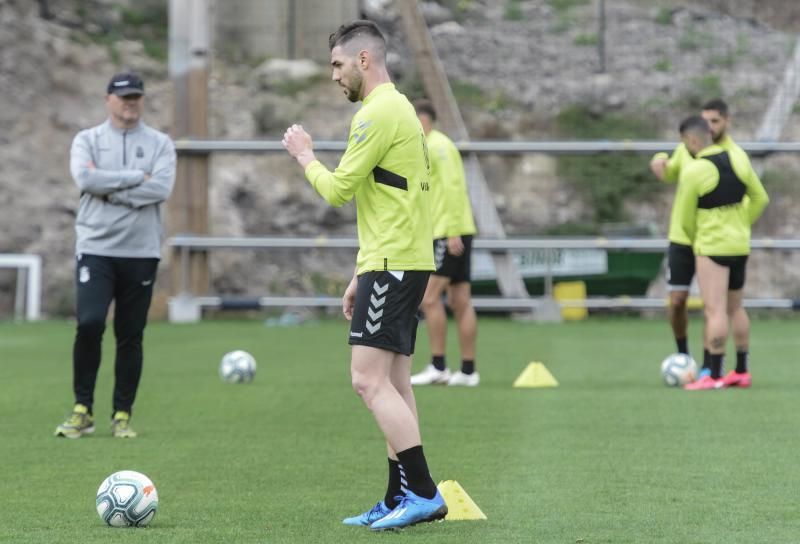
[720,370,751,388]
[342,501,393,526]
[684,375,724,390]
[370,490,448,531]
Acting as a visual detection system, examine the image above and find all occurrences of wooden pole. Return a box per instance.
[168,0,209,295]
[396,0,531,301]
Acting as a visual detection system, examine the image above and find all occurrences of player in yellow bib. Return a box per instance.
[671,116,768,390]
[650,99,757,378]
[410,100,479,387]
[282,20,446,530]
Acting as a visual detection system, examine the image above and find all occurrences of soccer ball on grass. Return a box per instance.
[219,350,257,383]
[660,353,698,386]
[96,470,158,527]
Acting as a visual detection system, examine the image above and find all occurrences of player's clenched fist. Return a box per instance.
[282,124,316,167]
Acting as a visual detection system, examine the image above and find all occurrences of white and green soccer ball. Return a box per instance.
[219,350,257,383]
[96,470,158,527]
[660,353,698,387]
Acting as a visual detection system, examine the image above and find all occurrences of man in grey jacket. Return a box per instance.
[55,72,176,439]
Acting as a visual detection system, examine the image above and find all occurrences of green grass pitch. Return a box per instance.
[1,316,798,543]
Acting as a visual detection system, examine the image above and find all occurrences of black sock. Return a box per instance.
[461,359,475,375]
[736,351,749,374]
[396,445,437,499]
[384,459,405,509]
[710,354,724,379]
[676,337,689,355]
[702,349,710,370]
[431,355,446,371]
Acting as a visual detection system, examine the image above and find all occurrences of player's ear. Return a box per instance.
[359,50,369,69]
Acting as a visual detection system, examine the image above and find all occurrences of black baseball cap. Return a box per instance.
[107,72,145,96]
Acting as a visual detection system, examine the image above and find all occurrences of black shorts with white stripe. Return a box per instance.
[432,235,473,284]
[348,270,430,356]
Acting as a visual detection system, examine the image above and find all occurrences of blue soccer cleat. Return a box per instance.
[342,501,393,526]
[370,490,448,531]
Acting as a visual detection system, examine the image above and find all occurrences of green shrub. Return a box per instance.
[678,28,712,52]
[682,74,723,109]
[547,0,590,12]
[555,105,660,223]
[654,7,672,25]
[78,0,168,62]
[504,0,524,21]
[574,33,598,46]
[654,58,671,72]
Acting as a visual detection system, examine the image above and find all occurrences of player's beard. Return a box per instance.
[343,72,363,103]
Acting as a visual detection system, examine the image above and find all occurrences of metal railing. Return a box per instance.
[166,235,800,321]
[174,139,800,156]
[168,138,800,320]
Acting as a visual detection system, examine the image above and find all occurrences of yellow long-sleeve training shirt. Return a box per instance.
[674,144,769,256]
[652,135,758,246]
[425,129,477,239]
[304,83,434,273]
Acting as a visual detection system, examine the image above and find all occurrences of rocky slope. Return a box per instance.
[1,0,799,316]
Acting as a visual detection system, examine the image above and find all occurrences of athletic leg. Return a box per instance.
[446,281,479,386]
[722,257,752,387]
[448,281,476,362]
[73,255,116,412]
[420,275,449,360]
[668,289,690,354]
[412,275,452,385]
[696,256,729,378]
[111,258,158,415]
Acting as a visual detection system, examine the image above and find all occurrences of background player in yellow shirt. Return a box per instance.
[672,116,768,390]
[282,20,447,530]
[410,99,479,387]
[649,99,755,379]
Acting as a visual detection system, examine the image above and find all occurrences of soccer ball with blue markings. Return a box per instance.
[660,353,698,386]
[219,350,257,383]
[96,470,158,527]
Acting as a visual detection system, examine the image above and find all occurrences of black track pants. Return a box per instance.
[72,254,158,415]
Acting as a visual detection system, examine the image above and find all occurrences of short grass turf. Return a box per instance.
[1,316,799,543]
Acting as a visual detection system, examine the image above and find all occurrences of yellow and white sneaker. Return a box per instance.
[111,411,137,438]
[55,404,94,438]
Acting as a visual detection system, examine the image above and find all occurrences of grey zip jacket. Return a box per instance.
[70,119,176,258]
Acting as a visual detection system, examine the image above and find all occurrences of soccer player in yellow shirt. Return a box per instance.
[282,20,447,530]
[671,116,768,390]
[410,99,479,387]
[650,99,756,379]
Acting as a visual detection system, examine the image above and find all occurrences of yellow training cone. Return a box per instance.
[437,480,487,520]
[513,361,559,388]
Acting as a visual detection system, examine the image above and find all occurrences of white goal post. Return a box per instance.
[0,254,42,321]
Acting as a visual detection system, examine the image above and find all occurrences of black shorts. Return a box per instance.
[348,270,430,356]
[432,235,473,284]
[709,255,748,290]
[667,242,695,291]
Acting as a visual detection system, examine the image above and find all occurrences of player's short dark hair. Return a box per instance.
[702,98,729,117]
[328,20,385,52]
[413,99,437,121]
[679,115,711,136]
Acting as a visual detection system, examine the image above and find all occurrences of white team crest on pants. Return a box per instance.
[79,266,90,284]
